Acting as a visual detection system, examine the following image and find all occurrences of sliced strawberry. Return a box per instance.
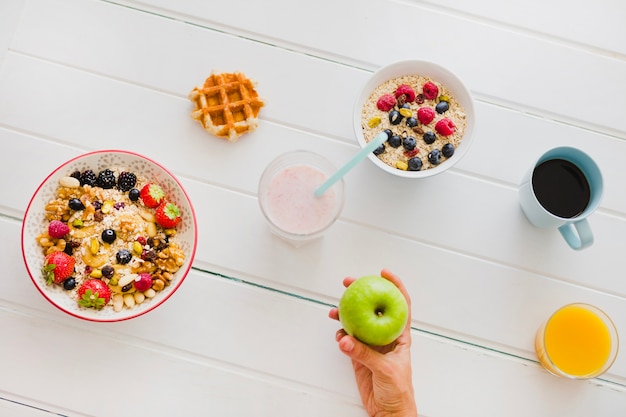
[77,279,111,309]
[140,183,166,208]
[42,251,75,285]
[155,202,181,229]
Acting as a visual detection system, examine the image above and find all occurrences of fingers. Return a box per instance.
[380,268,411,308]
[342,276,356,288]
[328,307,339,321]
[337,334,385,372]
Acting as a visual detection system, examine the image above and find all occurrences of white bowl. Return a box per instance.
[353,60,476,178]
[21,150,198,322]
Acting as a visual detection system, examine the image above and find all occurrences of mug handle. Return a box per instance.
[558,219,594,250]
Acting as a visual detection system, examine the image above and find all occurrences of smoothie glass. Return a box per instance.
[535,303,619,379]
[258,150,345,247]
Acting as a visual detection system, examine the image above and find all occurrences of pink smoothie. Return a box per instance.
[264,164,337,235]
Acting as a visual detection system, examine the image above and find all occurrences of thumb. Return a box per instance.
[339,335,384,371]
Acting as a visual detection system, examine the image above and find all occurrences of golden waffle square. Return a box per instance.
[189,72,264,142]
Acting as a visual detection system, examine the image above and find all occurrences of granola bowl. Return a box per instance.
[21,150,198,322]
[354,60,476,178]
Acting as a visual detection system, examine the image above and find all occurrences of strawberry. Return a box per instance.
[48,220,69,239]
[155,202,181,229]
[77,279,111,309]
[42,251,75,285]
[139,183,166,208]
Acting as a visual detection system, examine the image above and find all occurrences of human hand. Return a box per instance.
[329,269,418,417]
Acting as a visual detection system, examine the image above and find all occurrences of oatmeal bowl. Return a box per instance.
[21,150,198,322]
[354,60,476,178]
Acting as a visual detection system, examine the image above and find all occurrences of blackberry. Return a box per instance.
[79,170,97,186]
[117,171,137,192]
[69,170,81,181]
[97,169,116,189]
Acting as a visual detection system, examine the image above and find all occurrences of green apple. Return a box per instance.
[338,275,409,346]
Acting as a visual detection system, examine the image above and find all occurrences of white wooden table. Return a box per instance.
[1,0,625,416]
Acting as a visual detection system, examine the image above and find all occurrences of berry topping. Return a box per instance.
[402,136,417,151]
[140,183,166,208]
[388,134,402,148]
[388,110,403,125]
[423,131,436,144]
[42,251,75,285]
[68,198,85,211]
[155,202,182,229]
[435,118,456,136]
[48,220,69,239]
[417,107,435,125]
[408,157,423,171]
[117,171,137,192]
[78,279,111,309]
[428,149,442,165]
[101,229,117,244]
[134,273,153,292]
[376,94,396,111]
[62,277,77,291]
[101,265,115,279]
[395,84,416,103]
[373,143,385,155]
[435,101,449,114]
[406,117,418,128]
[442,143,455,157]
[96,169,116,189]
[128,188,140,201]
[116,249,132,265]
[422,81,439,100]
[79,170,97,186]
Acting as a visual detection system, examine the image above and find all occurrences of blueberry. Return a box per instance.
[128,188,140,201]
[406,117,418,128]
[101,265,115,279]
[428,149,442,165]
[373,143,385,155]
[68,198,85,211]
[423,131,436,144]
[102,229,117,244]
[383,129,393,139]
[116,249,132,265]
[403,136,417,151]
[400,103,411,109]
[408,157,423,171]
[389,110,403,125]
[435,101,449,114]
[63,277,76,290]
[442,143,455,158]
[388,135,402,148]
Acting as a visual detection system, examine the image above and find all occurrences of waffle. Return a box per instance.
[189,72,264,142]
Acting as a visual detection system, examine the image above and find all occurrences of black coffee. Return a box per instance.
[532,158,590,218]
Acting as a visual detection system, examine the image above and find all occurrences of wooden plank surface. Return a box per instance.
[1,0,625,415]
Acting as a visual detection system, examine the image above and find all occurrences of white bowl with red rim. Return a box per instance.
[353,60,476,178]
[21,150,198,322]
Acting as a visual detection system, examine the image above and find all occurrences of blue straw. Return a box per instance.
[314,131,388,197]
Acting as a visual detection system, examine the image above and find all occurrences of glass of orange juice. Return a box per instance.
[535,303,619,379]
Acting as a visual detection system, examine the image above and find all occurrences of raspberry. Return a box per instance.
[376,94,396,111]
[394,84,416,102]
[435,118,456,136]
[48,220,69,239]
[133,273,153,291]
[422,81,439,100]
[417,107,435,125]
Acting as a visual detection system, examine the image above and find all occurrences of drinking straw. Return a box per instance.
[314,131,388,197]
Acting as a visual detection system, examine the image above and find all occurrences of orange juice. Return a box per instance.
[535,304,618,378]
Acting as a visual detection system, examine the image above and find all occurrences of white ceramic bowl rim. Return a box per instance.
[21,149,198,322]
[353,59,476,178]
